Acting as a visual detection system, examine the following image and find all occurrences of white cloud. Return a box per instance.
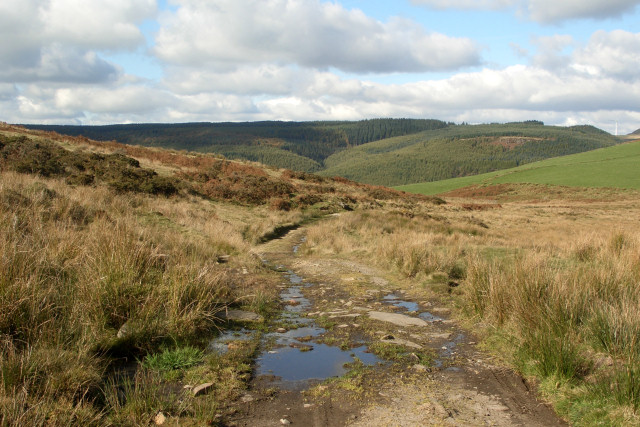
[155,0,480,73]
[411,0,640,23]
[40,0,157,50]
[163,65,302,95]
[0,0,156,84]
[572,30,640,81]
[410,0,515,10]
[527,0,640,23]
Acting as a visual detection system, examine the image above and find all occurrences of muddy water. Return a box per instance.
[254,269,381,390]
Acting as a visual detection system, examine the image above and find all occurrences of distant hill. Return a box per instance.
[24,120,620,187]
[24,119,449,173]
[318,122,620,186]
[396,138,640,195]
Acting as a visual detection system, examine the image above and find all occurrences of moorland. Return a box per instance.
[2,121,640,426]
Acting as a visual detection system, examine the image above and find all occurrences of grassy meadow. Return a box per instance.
[397,137,640,195]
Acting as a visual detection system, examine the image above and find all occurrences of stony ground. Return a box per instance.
[225,229,566,427]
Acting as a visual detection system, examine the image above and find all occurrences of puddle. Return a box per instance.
[382,293,420,312]
[434,333,465,368]
[419,311,444,322]
[292,237,307,254]
[209,329,255,354]
[255,265,381,390]
[256,344,379,390]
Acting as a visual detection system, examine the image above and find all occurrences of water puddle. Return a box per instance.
[256,344,378,390]
[209,329,255,354]
[255,264,381,390]
[419,311,444,322]
[382,293,420,312]
[434,333,465,368]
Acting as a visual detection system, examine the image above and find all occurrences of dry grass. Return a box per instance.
[300,187,640,425]
[0,171,280,425]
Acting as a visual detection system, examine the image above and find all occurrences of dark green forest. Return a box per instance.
[25,119,449,170]
[25,120,620,186]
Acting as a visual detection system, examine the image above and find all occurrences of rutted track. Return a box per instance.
[228,228,566,427]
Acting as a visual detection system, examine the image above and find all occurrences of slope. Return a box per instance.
[320,122,620,186]
[24,119,449,172]
[396,139,640,195]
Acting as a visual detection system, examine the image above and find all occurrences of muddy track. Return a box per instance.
[228,228,566,427]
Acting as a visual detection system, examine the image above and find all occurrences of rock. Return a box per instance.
[276,328,287,333]
[116,321,133,339]
[153,411,166,425]
[368,311,428,327]
[337,324,349,328]
[380,337,422,349]
[412,364,428,372]
[303,403,314,408]
[219,310,264,323]
[241,394,254,403]
[193,382,214,397]
[280,418,291,425]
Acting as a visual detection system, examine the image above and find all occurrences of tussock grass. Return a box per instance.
[301,199,640,425]
[0,171,268,424]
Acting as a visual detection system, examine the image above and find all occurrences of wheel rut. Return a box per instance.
[227,228,566,427]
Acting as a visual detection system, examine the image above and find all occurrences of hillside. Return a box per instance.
[319,122,620,186]
[24,119,449,173]
[24,120,620,186]
[396,138,640,195]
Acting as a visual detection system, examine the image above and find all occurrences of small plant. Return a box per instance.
[142,346,205,372]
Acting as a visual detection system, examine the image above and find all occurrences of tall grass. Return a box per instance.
[0,171,255,424]
[464,231,640,419]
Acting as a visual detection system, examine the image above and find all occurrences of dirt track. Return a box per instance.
[228,229,566,427]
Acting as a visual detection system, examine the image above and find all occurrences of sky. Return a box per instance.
[1,0,639,134]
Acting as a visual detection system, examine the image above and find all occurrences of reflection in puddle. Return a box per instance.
[256,344,379,389]
[209,329,255,354]
[434,333,465,368]
[419,311,444,322]
[382,293,420,312]
[255,267,381,390]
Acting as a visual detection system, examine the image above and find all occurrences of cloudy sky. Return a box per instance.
[1,0,639,134]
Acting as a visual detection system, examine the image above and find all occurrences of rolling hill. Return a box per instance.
[396,139,640,195]
[24,120,620,187]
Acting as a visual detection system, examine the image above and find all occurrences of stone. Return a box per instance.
[193,382,214,397]
[153,411,166,425]
[276,328,287,333]
[219,310,264,323]
[368,311,428,327]
[412,364,428,372]
[241,394,254,403]
[380,337,422,349]
[116,321,133,339]
[280,418,291,425]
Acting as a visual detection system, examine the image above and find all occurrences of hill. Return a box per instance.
[396,139,640,195]
[24,119,449,173]
[319,122,620,186]
[23,120,620,186]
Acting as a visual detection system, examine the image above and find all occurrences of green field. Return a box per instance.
[396,139,640,195]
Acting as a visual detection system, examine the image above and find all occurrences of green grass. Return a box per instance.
[397,139,640,195]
